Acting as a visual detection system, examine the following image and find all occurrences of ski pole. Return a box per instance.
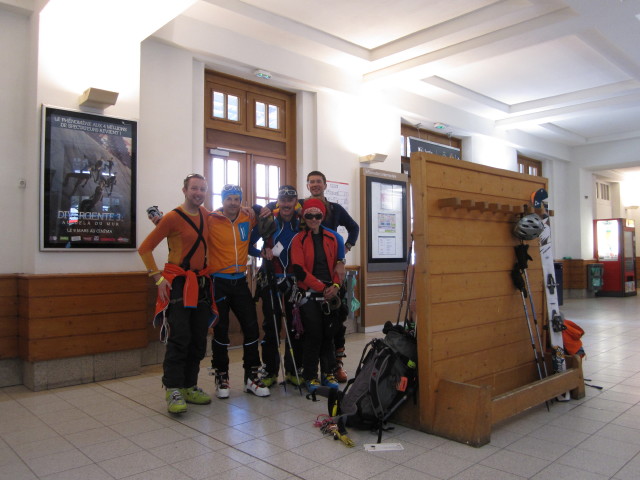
[276,290,304,395]
[396,241,413,326]
[266,276,288,392]
[404,261,416,334]
[514,244,549,378]
[511,264,550,411]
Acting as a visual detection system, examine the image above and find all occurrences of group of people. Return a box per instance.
[138,171,359,414]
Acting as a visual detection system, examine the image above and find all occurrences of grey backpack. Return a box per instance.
[319,322,418,443]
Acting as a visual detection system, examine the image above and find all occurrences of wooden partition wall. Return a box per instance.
[401,153,584,446]
[19,273,149,361]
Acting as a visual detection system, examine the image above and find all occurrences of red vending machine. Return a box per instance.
[594,218,637,297]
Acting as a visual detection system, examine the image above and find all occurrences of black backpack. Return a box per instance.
[314,322,418,443]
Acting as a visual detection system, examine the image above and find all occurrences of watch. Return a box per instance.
[345,242,353,250]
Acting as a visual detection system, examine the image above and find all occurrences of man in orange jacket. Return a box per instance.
[138,173,217,414]
[208,184,270,399]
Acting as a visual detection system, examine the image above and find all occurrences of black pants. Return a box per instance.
[212,276,261,377]
[300,299,337,381]
[261,287,302,376]
[162,276,212,389]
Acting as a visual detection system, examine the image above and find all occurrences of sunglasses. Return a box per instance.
[304,213,323,220]
[222,184,242,192]
[278,188,297,197]
[183,173,206,188]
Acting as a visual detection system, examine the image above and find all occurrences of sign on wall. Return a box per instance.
[362,168,409,271]
[40,106,137,250]
[325,180,350,240]
[408,136,461,160]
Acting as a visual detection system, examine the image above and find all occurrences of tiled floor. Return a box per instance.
[2,295,640,479]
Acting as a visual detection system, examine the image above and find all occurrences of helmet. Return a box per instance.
[513,213,544,240]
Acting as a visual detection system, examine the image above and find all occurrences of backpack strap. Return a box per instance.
[172,208,207,271]
[367,346,394,420]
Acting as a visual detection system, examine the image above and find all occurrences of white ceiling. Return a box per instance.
[176,0,640,150]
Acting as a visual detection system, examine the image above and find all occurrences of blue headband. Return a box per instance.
[221,184,242,202]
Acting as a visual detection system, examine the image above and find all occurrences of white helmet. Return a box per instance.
[513,214,544,240]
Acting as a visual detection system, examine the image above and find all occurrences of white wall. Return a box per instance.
[5,5,631,276]
[461,135,518,171]
[0,8,29,274]
[137,39,203,265]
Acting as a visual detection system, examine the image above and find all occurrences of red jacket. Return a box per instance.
[290,226,341,291]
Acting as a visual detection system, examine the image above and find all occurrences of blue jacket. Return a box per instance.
[266,198,359,247]
[250,213,345,272]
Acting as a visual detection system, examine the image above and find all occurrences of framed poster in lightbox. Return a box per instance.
[365,175,408,271]
[40,105,137,250]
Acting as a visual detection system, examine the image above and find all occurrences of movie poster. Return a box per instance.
[41,106,137,250]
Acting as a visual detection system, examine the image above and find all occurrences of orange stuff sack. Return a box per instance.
[562,319,585,356]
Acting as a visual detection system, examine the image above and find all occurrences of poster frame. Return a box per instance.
[365,174,408,271]
[40,105,137,251]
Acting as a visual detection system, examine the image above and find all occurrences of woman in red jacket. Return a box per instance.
[290,198,345,392]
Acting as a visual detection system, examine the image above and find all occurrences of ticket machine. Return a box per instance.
[594,218,637,296]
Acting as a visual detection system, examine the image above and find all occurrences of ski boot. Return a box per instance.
[334,348,348,383]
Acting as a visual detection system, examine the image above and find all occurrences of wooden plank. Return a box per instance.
[20,330,148,362]
[433,379,492,447]
[0,337,18,359]
[566,355,586,399]
[20,292,146,318]
[20,311,148,339]
[432,339,539,385]
[428,245,542,275]
[430,271,522,303]
[422,155,546,199]
[0,317,18,337]
[437,197,460,208]
[431,295,544,333]
[492,367,583,423]
[18,272,148,297]
[0,297,17,317]
[425,216,523,246]
[0,275,18,294]
[432,317,536,361]
[426,191,523,222]
[411,155,437,433]
[471,362,541,397]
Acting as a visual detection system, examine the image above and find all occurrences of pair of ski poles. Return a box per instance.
[396,236,415,334]
[511,243,550,410]
[264,269,304,395]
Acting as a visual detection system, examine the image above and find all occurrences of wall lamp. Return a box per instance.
[359,153,388,164]
[78,87,119,110]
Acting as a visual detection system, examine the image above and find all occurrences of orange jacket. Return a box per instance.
[152,264,218,339]
[207,210,256,277]
[138,205,209,274]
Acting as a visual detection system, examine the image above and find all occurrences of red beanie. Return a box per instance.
[302,198,326,216]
